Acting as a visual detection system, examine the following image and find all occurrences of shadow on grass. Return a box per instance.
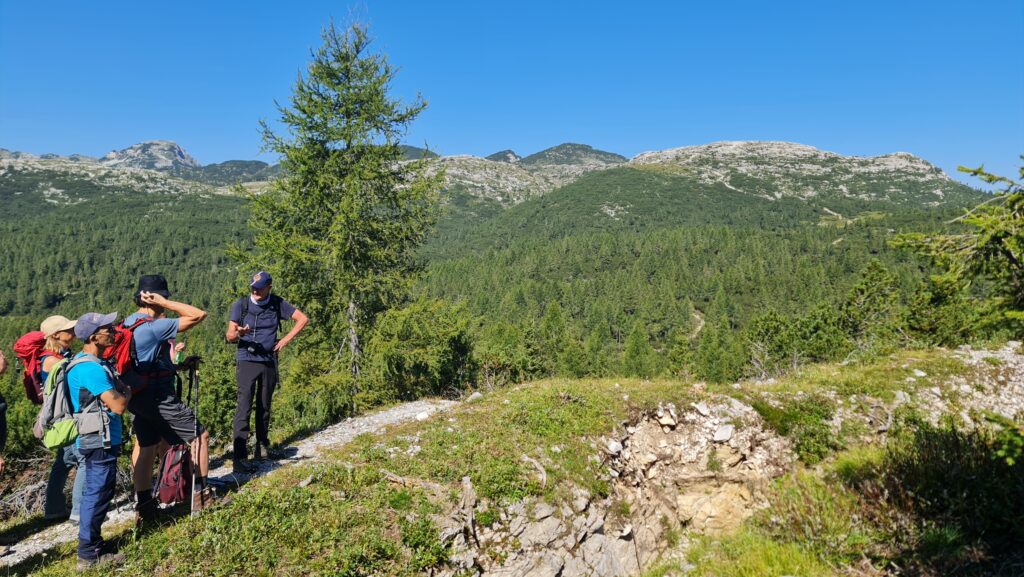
[841,419,1024,576]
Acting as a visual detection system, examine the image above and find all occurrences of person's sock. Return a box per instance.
[136,491,151,505]
[198,476,208,489]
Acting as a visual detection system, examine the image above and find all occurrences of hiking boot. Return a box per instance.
[134,498,158,530]
[76,552,125,571]
[191,486,217,512]
[232,459,257,475]
[263,446,288,461]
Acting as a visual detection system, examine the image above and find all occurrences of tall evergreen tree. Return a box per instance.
[239,23,443,386]
[622,321,654,378]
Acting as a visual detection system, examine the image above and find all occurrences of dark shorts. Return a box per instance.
[129,386,205,447]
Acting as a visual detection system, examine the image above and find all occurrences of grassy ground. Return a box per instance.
[12,348,1023,576]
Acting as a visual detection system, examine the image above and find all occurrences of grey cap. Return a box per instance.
[74,312,118,341]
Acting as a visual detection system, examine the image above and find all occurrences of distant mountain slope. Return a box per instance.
[400,144,439,160]
[0,156,215,211]
[630,141,982,206]
[485,149,521,163]
[519,143,627,167]
[171,160,281,185]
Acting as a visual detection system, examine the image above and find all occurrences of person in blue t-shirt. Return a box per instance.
[122,274,212,523]
[225,271,307,470]
[69,312,130,570]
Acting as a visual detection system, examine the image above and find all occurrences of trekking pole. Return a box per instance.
[189,361,199,518]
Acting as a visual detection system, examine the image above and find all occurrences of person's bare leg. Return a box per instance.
[133,444,157,493]
[191,431,209,478]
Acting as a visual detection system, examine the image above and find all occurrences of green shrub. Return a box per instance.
[750,393,840,464]
[365,297,476,403]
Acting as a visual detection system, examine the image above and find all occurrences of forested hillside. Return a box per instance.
[0,142,994,475]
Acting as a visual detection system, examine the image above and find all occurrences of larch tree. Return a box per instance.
[237,22,442,384]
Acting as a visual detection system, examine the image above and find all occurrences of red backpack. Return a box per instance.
[12,332,63,405]
[101,316,153,376]
[102,316,174,392]
[154,444,193,507]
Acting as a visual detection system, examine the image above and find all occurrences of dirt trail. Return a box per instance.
[0,399,456,569]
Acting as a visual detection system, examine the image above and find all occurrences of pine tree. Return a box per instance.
[238,22,443,385]
[622,322,654,378]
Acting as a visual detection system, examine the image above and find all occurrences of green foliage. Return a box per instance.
[240,22,443,378]
[837,259,905,357]
[893,162,1024,337]
[749,394,839,464]
[985,413,1024,466]
[622,322,655,378]
[745,309,799,378]
[365,297,476,403]
[475,321,537,388]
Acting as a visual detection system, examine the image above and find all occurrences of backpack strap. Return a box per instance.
[239,295,284,334]
[65,355,115,449]
[124,317,174,392]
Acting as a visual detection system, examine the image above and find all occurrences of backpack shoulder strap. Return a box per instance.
[270,295,284,332]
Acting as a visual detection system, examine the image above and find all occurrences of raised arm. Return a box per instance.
[140,291,207,332]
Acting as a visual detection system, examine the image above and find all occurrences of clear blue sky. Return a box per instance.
[1,1,1021,182]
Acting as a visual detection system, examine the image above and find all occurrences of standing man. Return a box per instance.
[226,271,307,471]
[70,312,130,570]
[123,274,212,522]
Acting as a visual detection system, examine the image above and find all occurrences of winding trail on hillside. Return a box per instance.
[0,399,456,569]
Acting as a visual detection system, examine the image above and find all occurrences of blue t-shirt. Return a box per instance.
[124,313,178,370]
[67,353,122,447]
[230,295,296,362]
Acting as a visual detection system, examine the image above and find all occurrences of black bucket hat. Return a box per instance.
[135,274,171,299]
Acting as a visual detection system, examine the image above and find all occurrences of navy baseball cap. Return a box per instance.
[250,271,272,289]
[75,312,118,341]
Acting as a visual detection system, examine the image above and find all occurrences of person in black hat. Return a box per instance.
[122,274,214,522]
[225,271,307,471]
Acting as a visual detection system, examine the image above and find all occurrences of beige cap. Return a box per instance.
[41,315,77,337]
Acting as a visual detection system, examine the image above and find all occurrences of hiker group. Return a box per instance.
[0,272,306,570]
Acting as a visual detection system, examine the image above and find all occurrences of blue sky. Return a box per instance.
[1,1,1021,182]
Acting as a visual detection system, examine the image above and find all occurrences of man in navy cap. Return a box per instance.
[226,271,307,471]
[70,312,130,570]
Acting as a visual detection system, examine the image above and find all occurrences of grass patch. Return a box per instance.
[686,530,837,577]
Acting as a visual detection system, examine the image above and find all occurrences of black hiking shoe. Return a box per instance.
[232,459,257,475]
[135,498,158,530]
[256,443,287,461]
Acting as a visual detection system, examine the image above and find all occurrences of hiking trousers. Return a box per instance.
[233,360,277,460]
[78,445,119,561]
[45,444,86,520]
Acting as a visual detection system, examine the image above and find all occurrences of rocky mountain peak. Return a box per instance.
[485,150,521,163]
[99,140,200,170]
[519,143,626,167]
